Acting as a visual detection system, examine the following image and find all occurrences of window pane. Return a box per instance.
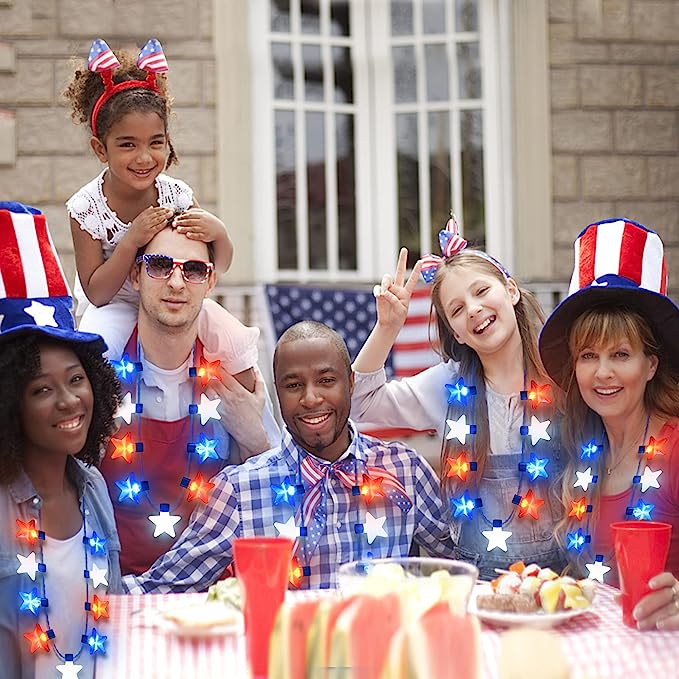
[460,109,485,248]
[429,111,451,251]
[392,45,417,103]
[456,0,479,32]
[301,0,321,34]
[425,44,448,102]
[306,112,327,270]
[271,0,291,32]
[275,110,297,269]
[391,0,414,36]
[272,42,294,100]
[331,0,350,36]
[457,42,481,99]
[333,46,353,103]
[303,44,324,101]
[396,113,420,267]
[337,113,357,270]
[423,0,446,34]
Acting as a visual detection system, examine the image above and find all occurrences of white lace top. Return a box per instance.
[66,169,194,314]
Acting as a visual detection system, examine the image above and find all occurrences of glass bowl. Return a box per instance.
[337,557,479,615]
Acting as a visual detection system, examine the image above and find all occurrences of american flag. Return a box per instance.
[88,38,120,72]
[137,38,169,73]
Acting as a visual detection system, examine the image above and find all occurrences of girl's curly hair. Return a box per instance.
[63,48,177,167]
[0,334,121,485]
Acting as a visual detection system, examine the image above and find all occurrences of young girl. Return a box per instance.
[0,202,121,679]
[352,217,565,580]
[540,218,679,630]
[63,38,257,389]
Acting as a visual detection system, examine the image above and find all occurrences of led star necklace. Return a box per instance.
[565,415,663,583]
[270,436,413,588]
[16,498,109,677]
[444,376,554,553]
[109,342,222,536]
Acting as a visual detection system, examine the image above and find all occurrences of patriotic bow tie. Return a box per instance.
[420,214,467,283]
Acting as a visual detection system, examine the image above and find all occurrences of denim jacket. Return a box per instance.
[0,458,121,679]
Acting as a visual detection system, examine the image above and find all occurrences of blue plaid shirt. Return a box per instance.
[124,422,454,592]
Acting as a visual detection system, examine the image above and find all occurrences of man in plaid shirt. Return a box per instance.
[124,321,454,592]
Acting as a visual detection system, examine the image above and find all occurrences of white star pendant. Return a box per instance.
[585,560,610,583]
[57,660,84,678]
[149,510,182,537]
[445,415,472,444]
[89,562,109,588]
[574,467,594,492]
[274,516,301,539]
[197,393,221,425]
[17,552,40,580]
[364,512,388,544]
[116,392,137,424]
[639,466,662,493]
[24,300,58,327]
[527,416,551,445]
[481,526,512,552]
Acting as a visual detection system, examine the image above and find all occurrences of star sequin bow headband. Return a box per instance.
[420,213,510,283]
[87,38,169,137]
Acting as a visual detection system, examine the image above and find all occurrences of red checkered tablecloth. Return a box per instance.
[95,585,679,679]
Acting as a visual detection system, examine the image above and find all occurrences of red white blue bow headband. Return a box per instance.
[420,214,510,283]
[88,38,169,137]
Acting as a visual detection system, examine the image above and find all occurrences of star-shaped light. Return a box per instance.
[517,489,544,519]
[632,499,654,520]
[87,531,106,555]
[289,556,303,588]
[272,476,298,506]
[585,556,610,583]
[274,515,301,539]
[566,528,586,552]
[643,436,667,461]
[580,439,600,460]
[115,392,137,424]
[197,357,222,385]
[110,432,135,463]
[446,452,472,481]
[364,512,388,544]
[445,378,476,405]
[16,519,40,545]
[524,380,552,409]
[24,623,50,653]
[90,595,109,621]
[115,473,142,503]
[525,453,549,480]
[149,506,182,537]
[574,467,595,491]
[445,415,475,444]
[481,525,512,552]
[56,660,84,678]
[186,472,215,503]
[111,353,136,383]
[19,588,42,615]
[639,466,662,493]
[17,552,40,580]
[196,393,221,424]
[451,491,476,519]
[569,498,588,521]
[24,300,57,327]
[194,433,219,463]
[360,474,385,504]
[88,562,108,589]
[87,628,107,655]
[525,416,551,445]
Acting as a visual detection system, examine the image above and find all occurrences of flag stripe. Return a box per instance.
[618,222,647,285]
[0,210,27,297]
[14,214,48,297]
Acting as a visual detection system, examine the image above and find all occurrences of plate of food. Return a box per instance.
[155,600,243,638]
[468,561,597,628]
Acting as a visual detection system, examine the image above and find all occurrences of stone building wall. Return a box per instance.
[549,0,679,288]
[0,0,218,287]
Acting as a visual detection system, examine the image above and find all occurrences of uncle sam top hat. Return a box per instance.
[539,217,679,388]
[0,201,106,353]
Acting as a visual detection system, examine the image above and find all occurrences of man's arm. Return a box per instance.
[123,472,240,594]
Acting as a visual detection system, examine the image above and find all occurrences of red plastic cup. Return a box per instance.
[610,521,672,627]
[233,537,293,679]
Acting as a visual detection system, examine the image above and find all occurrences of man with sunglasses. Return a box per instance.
[98,226,280,575]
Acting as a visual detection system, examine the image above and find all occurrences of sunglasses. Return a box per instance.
[135,254,214,284]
